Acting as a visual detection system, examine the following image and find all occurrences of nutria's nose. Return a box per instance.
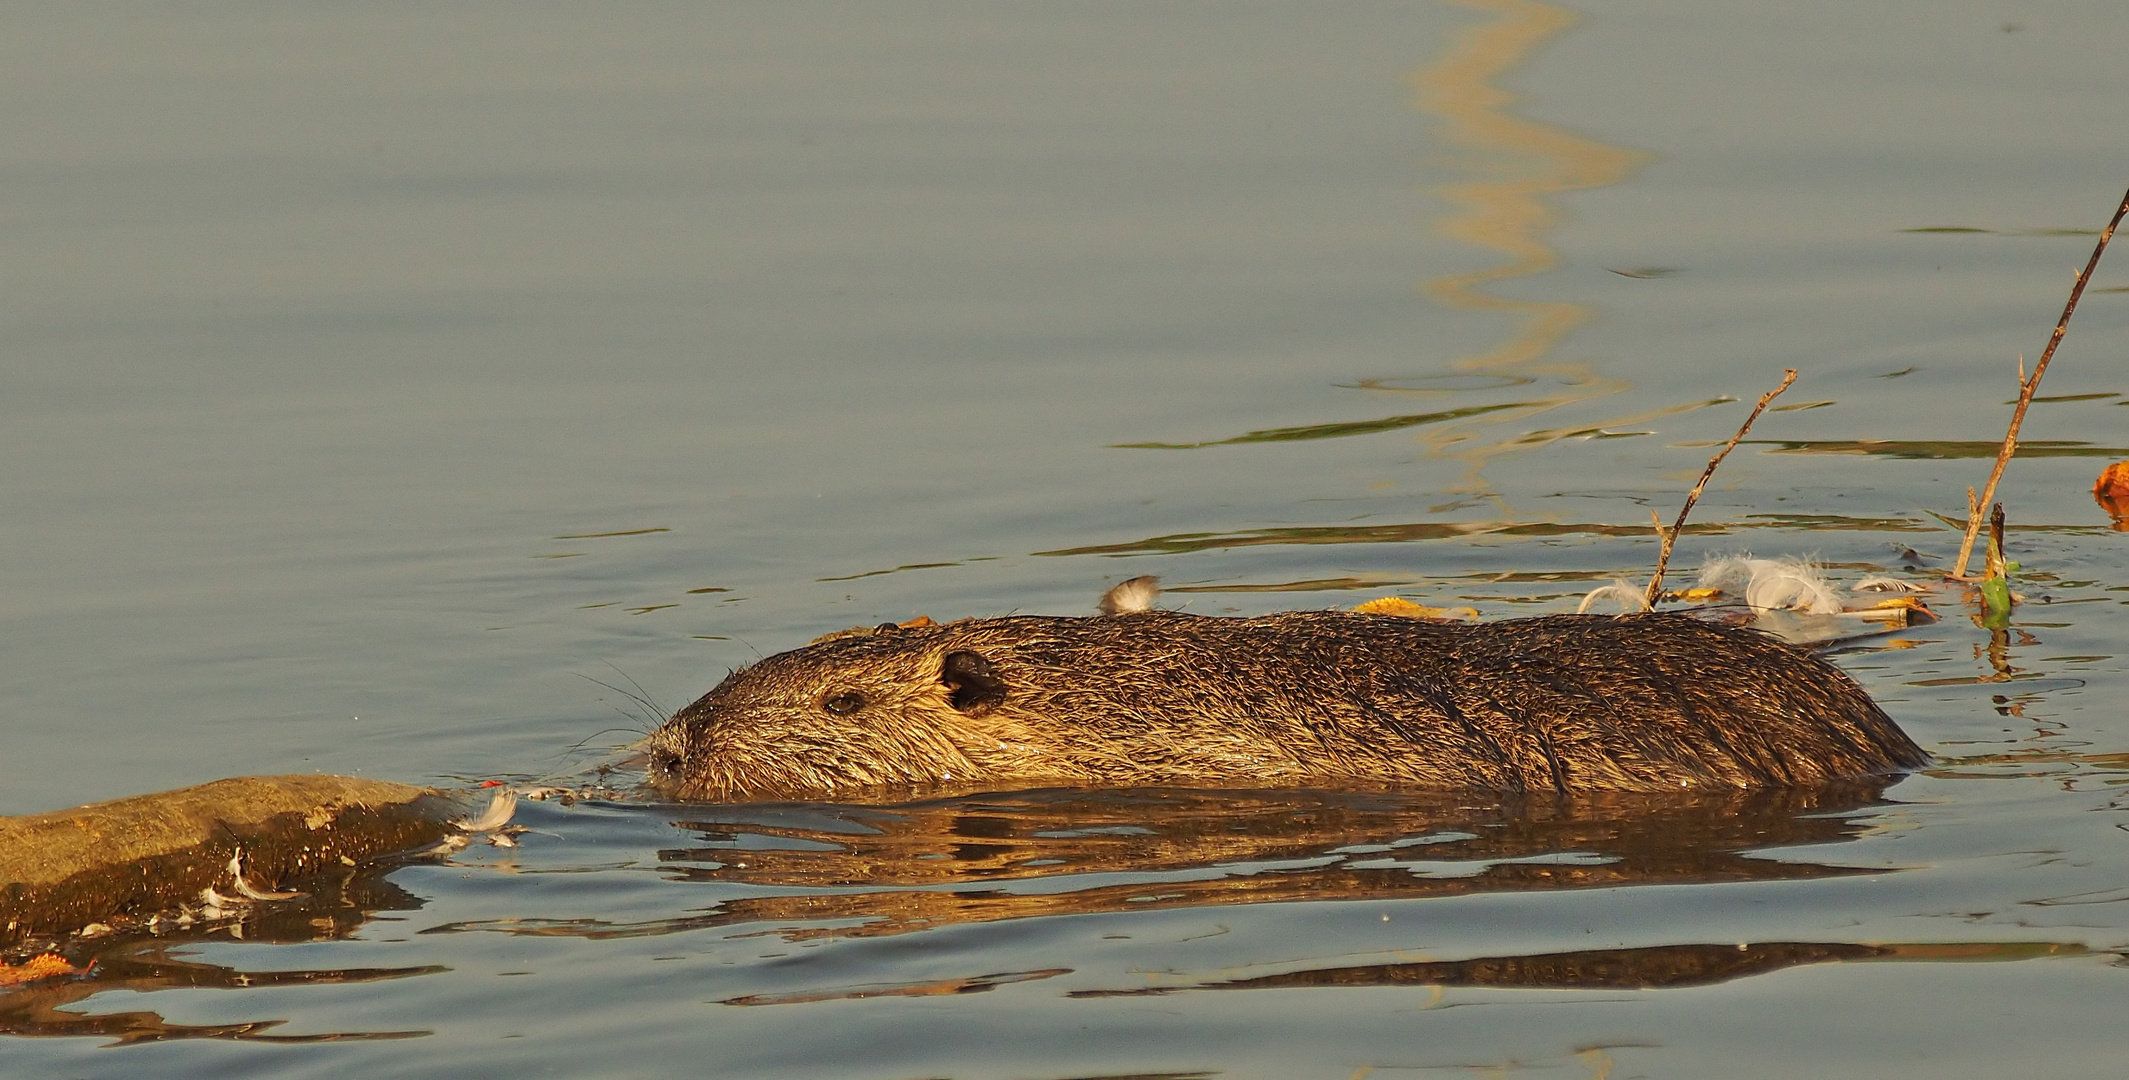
[644,743,686,784]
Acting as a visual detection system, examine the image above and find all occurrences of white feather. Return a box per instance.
[1853,575,1921,593]
[225,850,304,901]
[1098,575,1162,615]
[1577,579,1651,614]
[1699,555,1842,614]
[454,787,519,833]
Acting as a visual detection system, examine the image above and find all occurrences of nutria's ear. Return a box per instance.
[941,650,1007,713]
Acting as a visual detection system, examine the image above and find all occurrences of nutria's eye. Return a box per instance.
[822,692,867,716]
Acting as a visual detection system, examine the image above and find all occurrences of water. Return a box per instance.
[4,1,2128,1075]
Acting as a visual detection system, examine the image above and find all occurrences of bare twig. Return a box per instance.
[1644,368,1797,608]
[1950,184,2129,579]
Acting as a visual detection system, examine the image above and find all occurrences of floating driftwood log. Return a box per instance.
[1,775,489,949]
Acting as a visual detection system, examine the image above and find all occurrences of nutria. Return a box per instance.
[647,582,1928,801]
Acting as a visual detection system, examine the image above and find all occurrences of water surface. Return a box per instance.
[5,1,2128,1076]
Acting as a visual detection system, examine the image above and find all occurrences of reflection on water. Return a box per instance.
[720,967,1072,1008]
[1111,0,1658,498]
[1112,401,1533,449]
[7,773,2117,1050]
[1402,0,1644,489]
[1756,438,2129,459]
[0,1,2121,1072]
[407,783,2091,1007]
[1074,939,2083,997]
[428,783,1901,946]
[1927,749,2129,785]
[1036,512,1932,559]
[0,861,443,1044]
[1901,226,2106,236]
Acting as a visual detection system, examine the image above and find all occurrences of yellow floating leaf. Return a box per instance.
[1863,596,1930,611]
[1354,597,1479,621]
[810,613,949,644]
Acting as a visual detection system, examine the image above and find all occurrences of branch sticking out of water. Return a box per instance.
[1978,503,2014,630]
[1644,369,1797,609]
[1950,184,2129,579]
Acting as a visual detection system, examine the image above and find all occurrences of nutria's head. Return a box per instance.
[648,581,1177,800]
[645,623,1057,801]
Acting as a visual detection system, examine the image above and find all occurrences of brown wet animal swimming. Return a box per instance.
[647,584,1928,801]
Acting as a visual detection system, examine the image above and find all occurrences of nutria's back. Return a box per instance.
[647,610,1928,801]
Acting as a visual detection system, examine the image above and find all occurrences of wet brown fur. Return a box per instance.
[647,610,1928,801]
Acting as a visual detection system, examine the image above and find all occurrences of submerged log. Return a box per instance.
[1,775,479,949]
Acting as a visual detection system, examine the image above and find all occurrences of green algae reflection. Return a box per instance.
[1036,513,1930,558]
[1113,402,1531,449]
[1752,439,2129,459]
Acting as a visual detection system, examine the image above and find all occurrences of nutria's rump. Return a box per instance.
[648,606,1928,801]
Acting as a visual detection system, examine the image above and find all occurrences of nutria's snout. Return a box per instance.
[650,608,1929,802]
[643,714,695,792]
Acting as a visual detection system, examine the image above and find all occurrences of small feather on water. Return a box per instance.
[1098,575,1161,615]
[454,787,518,833]
[1700,555,1843,614]
[420,834,471,857]
[1577,579,1652,614]
[1852,575,1922,593]
[197,886,241,919]
[225,850,305,901]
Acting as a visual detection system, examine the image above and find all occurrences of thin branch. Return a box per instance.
[1644,368,1797,608]
[1950,184,2129,579]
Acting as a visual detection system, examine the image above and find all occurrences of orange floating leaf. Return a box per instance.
[2095,461,2129,524]
[0,954,78,987]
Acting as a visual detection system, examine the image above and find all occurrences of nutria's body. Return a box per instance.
[647,609,1928,801]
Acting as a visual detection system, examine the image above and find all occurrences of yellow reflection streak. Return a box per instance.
[1406,0,1652,492]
